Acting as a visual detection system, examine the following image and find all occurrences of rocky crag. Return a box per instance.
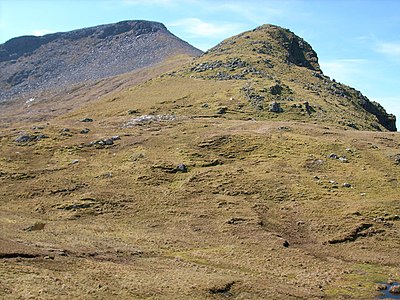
[172,24,395,131]
[0,20,202,101]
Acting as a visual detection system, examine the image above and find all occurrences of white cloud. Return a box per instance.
[32,29,53,36]
[319,59,368,82]
[169,18,245,38]
[375,42,400,61]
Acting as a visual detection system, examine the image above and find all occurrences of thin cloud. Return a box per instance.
[319,59,368,81]
[169,18,245,38]
[375,42,400,61]
[32,29,54,36]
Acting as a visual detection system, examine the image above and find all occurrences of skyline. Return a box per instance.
[1,0,399,127]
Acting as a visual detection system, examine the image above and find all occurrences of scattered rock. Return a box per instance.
[201,103,209,108]
[209,281,235,295]
[393,154,400,165]
[270,84,283,95]
[103,139,114,145]
[152,163,189,173]
[328,153,338,159]
[227,217,246,224]
[90,137,120,147]
[303,101,315,114]
[80,128,90,134]
[269,101,283,113]
[15,134,48,143]
[216,107,227,114]
[111,135,121,141]
[342,183,352,188]
[328,153,348,162]
[71,159,79,164]
[80,118,93,122]
[15,135,34,143]
[176,163,188,173]
[123,114,176,127]
[283,240,290,247]
[23,222,46,231]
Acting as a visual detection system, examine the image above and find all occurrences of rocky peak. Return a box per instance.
[0,20,202,101]
[257,24,320,71]
[179,24,396,131]
[204,24,320,72]
[0,20,167,63]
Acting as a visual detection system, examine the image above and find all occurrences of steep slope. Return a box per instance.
[0,24,399,299]
[0,20,202,101]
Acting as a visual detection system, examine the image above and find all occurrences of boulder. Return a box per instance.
[269,101,283,113]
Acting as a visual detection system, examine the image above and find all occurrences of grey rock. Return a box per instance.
[328,153,338,159]
[80,118,93,122]
[80,128,90,134]
[176,163,188,173]
[15,135,34,143]
[103,139,114,145]
[269,101,283,113]
[123,114,176,127]
[270,84,283,95]
[393,154,400,165]
[342,182,352,188]
[216,107,227,114]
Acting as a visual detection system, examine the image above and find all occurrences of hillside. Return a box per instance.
[80,24,394,132]
[0,24,399,299]
[0,20,202,102]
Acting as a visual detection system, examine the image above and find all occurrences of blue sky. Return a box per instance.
[1,0,399,128]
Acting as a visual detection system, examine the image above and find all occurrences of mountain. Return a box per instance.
[0,20,202,101]
[1,23,399,299]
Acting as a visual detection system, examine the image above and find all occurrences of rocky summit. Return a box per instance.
[176,24,395,131]
[0,22,399,300]
[0,20,202,101]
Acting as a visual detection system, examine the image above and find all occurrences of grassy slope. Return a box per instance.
[0,27,399,299]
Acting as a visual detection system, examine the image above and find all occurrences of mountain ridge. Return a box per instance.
[0,20,202,101]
